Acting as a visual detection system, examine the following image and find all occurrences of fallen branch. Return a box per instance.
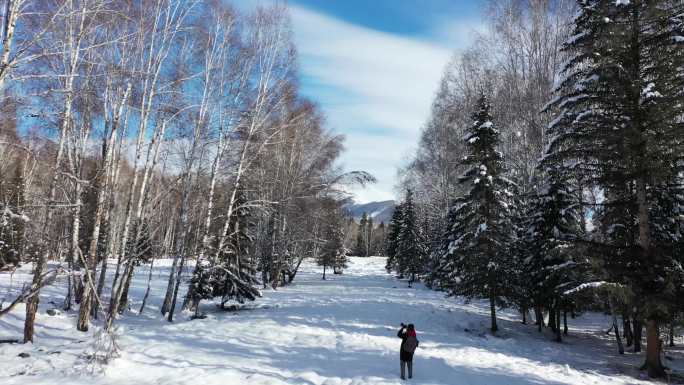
[0,268,63,318]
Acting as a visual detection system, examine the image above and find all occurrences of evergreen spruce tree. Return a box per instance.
[435,94,516,333]
[365,216,373,257]
[395,189,427,287]
[374,221,386,256]
[0,163,25,270]
[128,221,155,264]
[545,0,684,376]
[356,212,368,256]
[508,189,535,326]
[317,204,347,278]
[78,167,99,258]
[524,166,585,342]
[385,203,404,274]
[332,220,348,275]
[189,259,214,318]
[213,190,261,307]
[316,233,335,280]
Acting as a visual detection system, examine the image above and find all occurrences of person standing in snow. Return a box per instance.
[397,323,419,380]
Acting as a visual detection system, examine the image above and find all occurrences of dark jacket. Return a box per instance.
[397,327,415,362]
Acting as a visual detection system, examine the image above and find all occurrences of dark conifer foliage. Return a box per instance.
[317,200,348,279]
[522,165,585,342]
[355,212,369,257]
[212,191,261,308]
[545,0,684,376]
[433,95,516,332]
[385,204,404,274]
[0,163,25,270]
[395,189,427,286]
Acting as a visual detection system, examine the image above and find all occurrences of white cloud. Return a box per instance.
[336,132,413,203]
[290,5,454,133]
[288,5,461,203]
[240,2,482,203]
[431,18,488,51]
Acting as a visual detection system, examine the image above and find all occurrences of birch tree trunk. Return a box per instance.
[0,0,22,92]
[24,0,88,342]
[107,0,194,330]
[77,84,130,331]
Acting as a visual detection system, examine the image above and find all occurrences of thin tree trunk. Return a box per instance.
[64,264,72,311]
[69,154,86,308]
[92,257,107,318]
[636,174,664,376]
[161,251,180,315]
[490,286,497,333]
[108,0,190,327]
[167,250,187,322]
[536,306,544,332]
[287,255,306,283]
[164,151,199,321]
[609,296,624,354]
[117,119,167,314]
[139,259,154,314]
[96,110,126,320]
[644,320,664,377]
[0,0,20,92]
[624,316,633,347]
[634,317,643,353]
[24,8,79,338]
[117,266,135,314]
[79,84,130,330]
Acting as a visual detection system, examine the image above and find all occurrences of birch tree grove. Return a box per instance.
[0,0,370,351]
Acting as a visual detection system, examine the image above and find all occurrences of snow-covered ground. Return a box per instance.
[0,257,680,384]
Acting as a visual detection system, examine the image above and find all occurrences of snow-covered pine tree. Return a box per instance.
[524,165,585,342]
[648,178,684,322]
[435,94,516,333]
[385,203,403,274]
[0,162,25,270]
[545,0,684,376]
[395,189,427,287]
[126,220,155,265]
[316,233,335,280]
[78,167,99,261]
[373,221,386,256]
[508,189,535,326]
[317,202,347,278]
[355,212,368,256]
[332,225,348,275]
[188,259,213,318]
[212,190,261,308]
[365,215,373,257]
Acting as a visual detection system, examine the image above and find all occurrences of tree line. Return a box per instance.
[0,0,371,358]
[351,212,387,257]
[387,0,684,378]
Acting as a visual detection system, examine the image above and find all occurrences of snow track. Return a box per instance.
[0,257,666,384]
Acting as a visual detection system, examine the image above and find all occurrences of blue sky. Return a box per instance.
[245,0,486,203]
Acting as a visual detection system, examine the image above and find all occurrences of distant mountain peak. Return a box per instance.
[344,200,395,225]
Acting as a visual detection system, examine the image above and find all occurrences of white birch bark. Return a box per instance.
[106,0,195,329]
[77,83,131,331]
[24,0,93,343]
